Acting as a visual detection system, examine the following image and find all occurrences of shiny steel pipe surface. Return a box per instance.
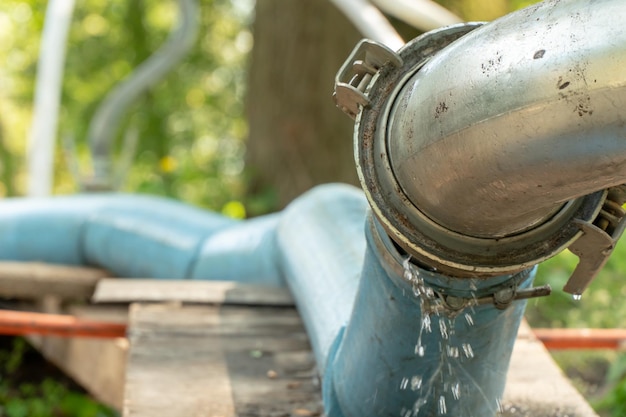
[386,0,626,238]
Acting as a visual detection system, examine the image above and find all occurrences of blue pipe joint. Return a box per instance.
[324,215,536,417]
[0,194,285,286]
[276,184,369,367]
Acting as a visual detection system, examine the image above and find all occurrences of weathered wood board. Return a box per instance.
[122,302,599,417]
[123,303,322,417]
[10,273,598,417]
[0,262,107,300]
[93,279,294,307]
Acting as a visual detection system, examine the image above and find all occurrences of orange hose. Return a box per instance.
[533,328,626,350]
[0,309,127,339]
[0,309,623,348]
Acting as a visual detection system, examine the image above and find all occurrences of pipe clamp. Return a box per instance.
[340,24,610,287]
[563,186,626,296]
[334,40,403,119]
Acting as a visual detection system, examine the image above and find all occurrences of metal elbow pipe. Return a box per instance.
[388,0,626,238]
[337,0,626,283]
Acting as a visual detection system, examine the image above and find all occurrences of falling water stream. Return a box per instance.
[400,258,501,416]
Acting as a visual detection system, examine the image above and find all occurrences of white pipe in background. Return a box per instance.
[371,0,462,31]
[27,0,76,197]
[329,0,405,50]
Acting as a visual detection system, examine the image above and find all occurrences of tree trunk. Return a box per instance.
[245,0,363,212]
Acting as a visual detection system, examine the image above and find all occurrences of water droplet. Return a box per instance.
[462,343,474,358]
[415,344,425,357]
[422,314,432,333]
[400,377,409,390]
[495,398,503,413]
[413,398,427,415]
[573,294,582,301]
[411,376,422,391]
[464,313,474,326]
[439,319,449,339]
[403,259,415,282]
[446,346,459,358]
[438,395,447,415]
[451,382,461,400]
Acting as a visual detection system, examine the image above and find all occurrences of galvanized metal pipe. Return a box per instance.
[386,0,626,239]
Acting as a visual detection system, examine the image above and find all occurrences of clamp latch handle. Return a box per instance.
[563,186,626,297]
[333,39,402,119]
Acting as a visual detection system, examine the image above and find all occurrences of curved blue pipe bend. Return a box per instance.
[0,184,532,416]
[0,193,283,286]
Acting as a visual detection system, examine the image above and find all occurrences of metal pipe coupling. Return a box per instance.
[335,0,626,296]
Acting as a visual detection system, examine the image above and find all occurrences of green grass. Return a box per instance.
[0,337,118,417]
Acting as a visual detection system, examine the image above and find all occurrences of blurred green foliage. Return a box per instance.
[0,338,118,417]
[0,0,253,215]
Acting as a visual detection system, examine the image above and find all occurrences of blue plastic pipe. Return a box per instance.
[275,185,534,417]
[324,220,533,417]
[0,184,532,416]
[0,193,283,286]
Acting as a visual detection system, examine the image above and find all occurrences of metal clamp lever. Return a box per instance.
[563,185,626,297]
[487,285,552,310]
[442,285,552,313]
[333,39,402,119]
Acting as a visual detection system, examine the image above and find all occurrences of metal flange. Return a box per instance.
[336,24,608,280]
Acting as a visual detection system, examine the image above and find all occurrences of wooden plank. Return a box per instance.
[124,305,597,417]
[0,261,108,300]
[502,320,599,417]
[123,303,321,417]
[28,304,129,410]
[93,279,294,306]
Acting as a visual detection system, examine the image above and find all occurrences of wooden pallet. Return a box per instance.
[0,263,599,416]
